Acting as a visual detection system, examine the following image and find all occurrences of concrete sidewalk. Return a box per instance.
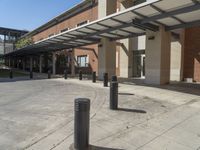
[0,77,200,150]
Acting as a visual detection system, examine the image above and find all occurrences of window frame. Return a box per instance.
[76,20,89,27]
[77,55,89,67]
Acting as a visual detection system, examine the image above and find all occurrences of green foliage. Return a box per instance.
[15,37,33,49]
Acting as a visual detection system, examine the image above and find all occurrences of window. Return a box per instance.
[60,28,69,33]
[77,20,89,27]
[77,55,89,67]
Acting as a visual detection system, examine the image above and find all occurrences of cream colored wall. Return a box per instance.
[138,35,146,50]
[98,0,117,18]
[170,30,185,82]
[170,41,182,81]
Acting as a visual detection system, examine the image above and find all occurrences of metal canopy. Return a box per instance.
[5,0,200,56]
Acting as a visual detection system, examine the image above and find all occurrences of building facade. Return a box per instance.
[4,0,200,84]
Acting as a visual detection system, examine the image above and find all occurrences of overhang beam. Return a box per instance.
[142,3,200,24]
[166,19,200,31]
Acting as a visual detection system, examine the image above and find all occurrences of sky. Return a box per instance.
[0,0,82,31]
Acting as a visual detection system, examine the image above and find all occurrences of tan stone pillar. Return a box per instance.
[98,0,117,18]
[119,1,134,78]
[119,38,135,78]
[98,38,116,79]
[98,0,117,79]
[145,26,171,85]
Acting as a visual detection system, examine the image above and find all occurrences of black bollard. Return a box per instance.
[30,71,33,79]
[79,70,82,80]
[64,69,67,80]
[103,73,108,87]
[9,69,13,79]
[110,81,118,110]
[48,70,51,79]
[92,72,96,83]
[74,98,90,150]
[111,75,117,82]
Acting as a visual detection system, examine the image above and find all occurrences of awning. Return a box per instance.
[5,0,200,56]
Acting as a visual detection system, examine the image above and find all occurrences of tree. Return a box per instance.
[15,37,33,49]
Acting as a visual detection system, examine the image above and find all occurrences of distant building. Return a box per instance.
[0,27,28,63]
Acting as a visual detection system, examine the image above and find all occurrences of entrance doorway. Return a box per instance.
[133,50,145,78]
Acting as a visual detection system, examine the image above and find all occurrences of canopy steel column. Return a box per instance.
[3,35,6,55]
[52,53,57,75]
[71,49,75,77]
[17,58,19,68]
[39,55,43,73]
[12,58,15,68]
[30,56,33,72]
[22,58,26,71]
[8,57,11,67]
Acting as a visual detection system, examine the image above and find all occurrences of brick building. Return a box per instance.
[4,0,200,84]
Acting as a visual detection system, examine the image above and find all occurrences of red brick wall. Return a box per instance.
[184,27,200,82]
[75,44,98,73]
[32,5,98,41]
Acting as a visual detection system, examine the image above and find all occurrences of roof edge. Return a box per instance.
[23,0,97,38]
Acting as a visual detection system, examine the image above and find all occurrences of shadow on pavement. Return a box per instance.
[118,92,134,96]
[90,145,124,150]
[119,78,200,96]
[117,107,147,114]
[69,144,124,150]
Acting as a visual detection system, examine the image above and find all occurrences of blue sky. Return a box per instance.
[0,0,82,31]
